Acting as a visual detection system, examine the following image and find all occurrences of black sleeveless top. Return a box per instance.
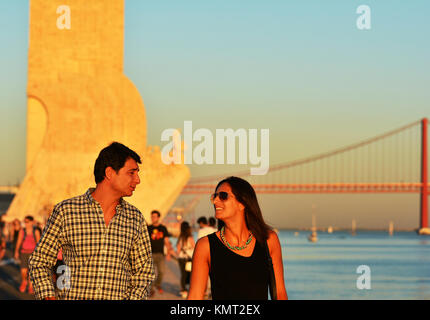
[208,232,269,300]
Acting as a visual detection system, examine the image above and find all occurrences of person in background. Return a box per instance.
[208,217,217,233]
[10,219,22,263]
[0,217,6,261]
[14,215,41,293]
[197,216,215,239]
[188,176,288,300]
[147,210,174,296]
[176,221,195,299]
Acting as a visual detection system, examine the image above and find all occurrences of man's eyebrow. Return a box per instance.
[128,168,139,172]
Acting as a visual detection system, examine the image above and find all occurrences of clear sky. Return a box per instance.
[0,1,429,229]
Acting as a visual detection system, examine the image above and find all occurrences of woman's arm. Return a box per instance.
[268,230,288,300]
[187,236,210,300]
[189,236,196,249]
[35,229,41,244]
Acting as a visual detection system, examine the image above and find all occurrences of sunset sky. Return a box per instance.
[0,1,429,229]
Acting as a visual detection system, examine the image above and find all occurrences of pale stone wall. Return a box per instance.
[5,0,189,223]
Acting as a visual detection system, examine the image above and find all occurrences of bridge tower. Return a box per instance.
[419,118,429,234]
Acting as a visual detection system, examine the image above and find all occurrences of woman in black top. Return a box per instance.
[188,176,288,300]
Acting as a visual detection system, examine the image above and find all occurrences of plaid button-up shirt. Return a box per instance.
[29,189,155,300]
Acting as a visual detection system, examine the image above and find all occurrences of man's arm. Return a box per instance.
[29,204,63,300]
[128,215,156,300]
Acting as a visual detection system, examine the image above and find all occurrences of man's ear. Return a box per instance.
[105,166,115,181]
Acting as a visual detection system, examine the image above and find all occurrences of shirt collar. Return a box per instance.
[85,188,126,209]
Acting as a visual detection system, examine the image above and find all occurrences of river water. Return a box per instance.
[279,230,430,299]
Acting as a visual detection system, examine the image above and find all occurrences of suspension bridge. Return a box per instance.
[182,118,429,233]
[2,118,429,232]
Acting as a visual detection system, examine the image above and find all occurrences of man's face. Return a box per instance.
[151,213,160,225]
[110,157,141,197]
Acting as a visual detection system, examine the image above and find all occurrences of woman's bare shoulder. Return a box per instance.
[267,230,281,249]
[195,234,210,248]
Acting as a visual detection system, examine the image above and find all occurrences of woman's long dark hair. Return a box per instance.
[177,221,192,246]
[215,176,272,244]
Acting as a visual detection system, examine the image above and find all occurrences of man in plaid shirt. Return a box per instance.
[29,142,155,300]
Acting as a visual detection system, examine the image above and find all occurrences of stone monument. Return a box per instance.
[5,0,189,222]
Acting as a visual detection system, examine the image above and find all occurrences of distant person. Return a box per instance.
[188,176,288,300]
[10,219,22,261]
[14,215,41,293]
[0,217,6,261]
[176,221,195,299]
[0,234,5,261]
[29,142,155,300]
[147,210,174,295]
[197,216,215,239]
[208,217,217,233]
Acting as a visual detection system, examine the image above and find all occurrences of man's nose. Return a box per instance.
[135,173,141,185]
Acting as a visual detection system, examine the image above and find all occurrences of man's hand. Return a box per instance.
[44,296,56,300]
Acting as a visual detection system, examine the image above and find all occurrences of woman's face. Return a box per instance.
[13,220,21,229]
[212,183,245,222]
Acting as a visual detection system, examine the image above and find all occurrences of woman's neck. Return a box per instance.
[223,223,250,246]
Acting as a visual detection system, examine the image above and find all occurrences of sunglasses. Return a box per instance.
[210,191,230,203]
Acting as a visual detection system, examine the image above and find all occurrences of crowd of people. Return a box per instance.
[0,215,43,294]
[146,213,218,299]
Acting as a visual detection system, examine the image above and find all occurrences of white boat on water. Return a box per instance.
[388,221,394,236]
[351,219,357,236]
[308,214,318,243]
[308,231,318,242]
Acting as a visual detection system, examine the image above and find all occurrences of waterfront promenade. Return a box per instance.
[0,247,184,300]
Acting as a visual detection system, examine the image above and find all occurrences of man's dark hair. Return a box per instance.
[197,216,208,225]
[208,217,216,227]
[151,210,161,217]
[94,142,141,184]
